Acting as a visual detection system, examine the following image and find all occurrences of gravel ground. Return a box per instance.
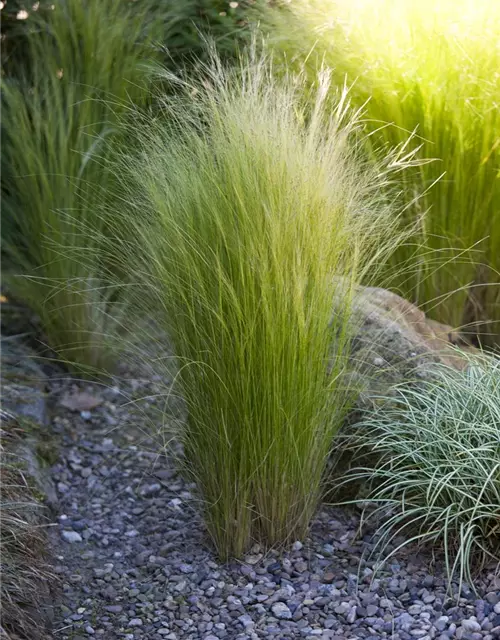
[48,374,500,640]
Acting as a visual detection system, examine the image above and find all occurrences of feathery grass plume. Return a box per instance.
[341,352,500,590]
[265,0,500,345]
[0,0,171,373]
[104,53,422,558]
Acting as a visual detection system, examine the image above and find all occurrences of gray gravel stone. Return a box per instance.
[61,530,83,543]
[128,618,143,627]
[435,615,449,631]
[271,602,292,619]
[462,617,481,633]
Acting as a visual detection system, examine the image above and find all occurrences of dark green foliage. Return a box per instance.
[1,1,266,75]
[150,1,267,67]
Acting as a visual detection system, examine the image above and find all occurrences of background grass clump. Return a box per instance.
[102,55,422,558]
[343,354,500,589]
[266,0,500,345]
[1,0,175,372]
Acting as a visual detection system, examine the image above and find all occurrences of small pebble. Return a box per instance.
[128,618,143,627]
[271,602,292,620]
[61,530,83,544]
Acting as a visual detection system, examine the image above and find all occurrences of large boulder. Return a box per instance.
[344,284,478,406]
[328,284,480,496]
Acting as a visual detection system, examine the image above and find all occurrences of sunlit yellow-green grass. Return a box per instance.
[267,0,500,344]
[102,55,422,558]
[1,0,168,372]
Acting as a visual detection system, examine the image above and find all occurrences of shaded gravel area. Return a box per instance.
[49,375,500,640]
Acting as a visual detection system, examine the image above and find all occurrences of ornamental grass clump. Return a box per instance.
[344,354,500,588]
[106,56,421,558]
[266,0,500,344]
[1,0,169,372]
[0,424,53,639]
